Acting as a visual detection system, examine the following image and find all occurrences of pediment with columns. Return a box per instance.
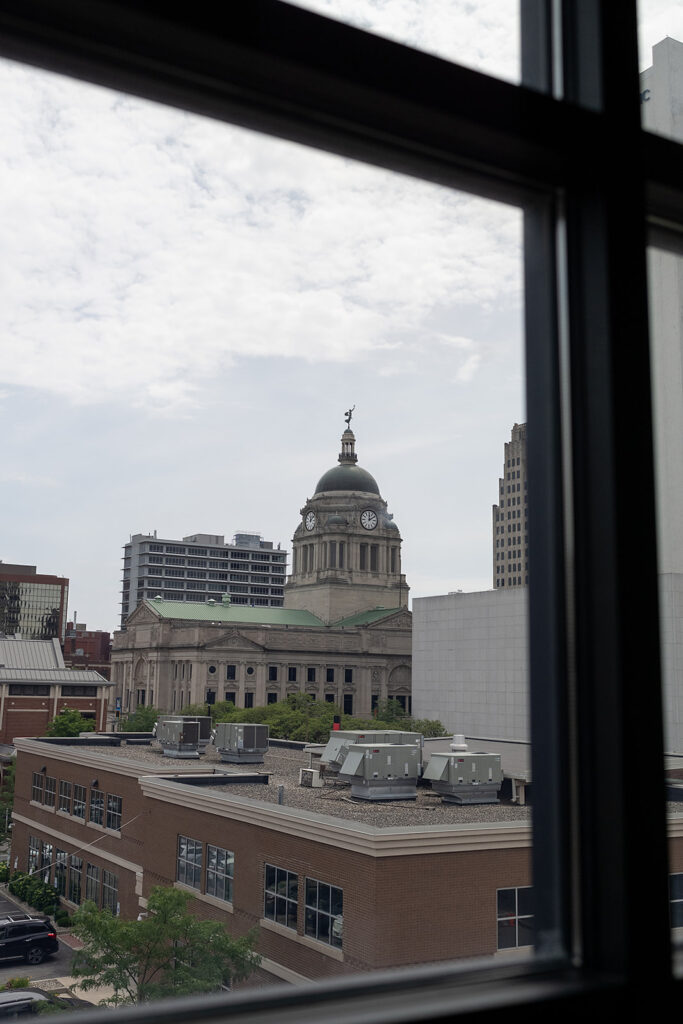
[202,629,266,653]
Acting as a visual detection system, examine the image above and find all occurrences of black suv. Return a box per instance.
[0,915,58,966]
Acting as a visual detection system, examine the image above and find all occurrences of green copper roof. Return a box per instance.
[315,464,380,495]
[144,600,325,627]
[333,607,406,628]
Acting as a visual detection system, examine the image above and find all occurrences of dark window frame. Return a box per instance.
[1,0,680,1019]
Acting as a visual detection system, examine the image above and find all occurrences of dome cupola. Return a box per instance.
[314,409,380,495]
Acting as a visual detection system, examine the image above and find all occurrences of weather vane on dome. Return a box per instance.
[344,405,355,427]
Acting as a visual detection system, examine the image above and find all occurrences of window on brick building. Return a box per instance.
[89,788,104,826]
[497,886,534,950]
[106,794,122,831]
[43,777,56,809]
[28,835,39,875]
[58,780,72,814]
[73,784,86,820]
[69,855,83,904]
[55,850,67,897]
[86,863,101,904]
[177,835,202,889]
[206,845,234,903]
[31,773,43,804]
[264,864,298,930]
[305,878,343,949]
[670,874,683,928]
[102,870,119,914]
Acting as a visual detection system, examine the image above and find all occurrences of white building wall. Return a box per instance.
[412,589,528,741]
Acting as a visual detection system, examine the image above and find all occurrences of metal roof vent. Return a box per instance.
[450,734,468,752]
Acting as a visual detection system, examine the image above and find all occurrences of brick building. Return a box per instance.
[62,622,111,679]
[11,736,538,983]
[0,638,112,744]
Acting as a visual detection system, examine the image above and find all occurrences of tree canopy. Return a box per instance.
[71,886,260,1004]
[181,693,447,741]
[118,706,163,732]
[43,709,96,737]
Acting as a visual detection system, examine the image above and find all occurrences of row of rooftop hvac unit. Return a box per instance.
[311,730,503,805]
[153,717,269,763]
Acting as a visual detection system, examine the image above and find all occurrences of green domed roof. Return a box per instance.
[315,464,380,495]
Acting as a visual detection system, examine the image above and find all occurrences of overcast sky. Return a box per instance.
[1,2,680,635]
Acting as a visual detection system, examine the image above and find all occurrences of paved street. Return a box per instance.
[0,890,76,985]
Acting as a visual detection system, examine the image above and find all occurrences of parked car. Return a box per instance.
[0,916,58,965]
[0,988,90,1018]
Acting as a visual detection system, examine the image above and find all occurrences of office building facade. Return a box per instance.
[492,424,528,590]
[0,563,69,643]
[120,532,288,628]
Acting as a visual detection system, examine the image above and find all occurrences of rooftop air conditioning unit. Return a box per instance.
[320,730,423,776]
[299,768,323,788]
[423,749,503,804]
[338,743,420,801]
[157,714,212,749]
[154,718,201,759]
[212,722,269,763]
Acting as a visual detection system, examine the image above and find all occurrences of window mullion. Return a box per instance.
[560,0,671,982]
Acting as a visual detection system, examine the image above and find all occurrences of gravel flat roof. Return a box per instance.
[76,741,532,828]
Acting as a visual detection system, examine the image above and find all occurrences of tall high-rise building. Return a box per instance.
[0,562,69,642]
[492,423,528,589]
[120,532,288,628]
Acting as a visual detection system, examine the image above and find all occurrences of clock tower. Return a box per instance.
[284,414,409,625]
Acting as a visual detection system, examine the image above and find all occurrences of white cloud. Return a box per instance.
[0,50,521,412]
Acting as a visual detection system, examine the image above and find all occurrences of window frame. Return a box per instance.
[1,0,681,1018]
[206,844,234,904]
[305,877,343,949]
[264,863,298,931]
[176,835,202,890]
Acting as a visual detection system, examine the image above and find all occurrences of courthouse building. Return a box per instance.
[111,419,412,717]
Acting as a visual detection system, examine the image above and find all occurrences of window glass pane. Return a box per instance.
[638,4,683,142]
[1,29,532,985]
[648,241,683,953]
[288,0,520,83]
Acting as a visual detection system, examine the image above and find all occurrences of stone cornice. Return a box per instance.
[138,776,532,857]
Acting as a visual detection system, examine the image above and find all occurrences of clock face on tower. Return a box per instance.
[304,511,316,531]
[360,509,378,531]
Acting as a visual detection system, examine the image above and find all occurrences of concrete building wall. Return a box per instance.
[412,590,528,741]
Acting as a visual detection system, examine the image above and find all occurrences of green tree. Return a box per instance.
[0,762,15,842]
[373,698,408,724]
[71,886,260,1005]
[118,706,163,732]
[43,709,96,737]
